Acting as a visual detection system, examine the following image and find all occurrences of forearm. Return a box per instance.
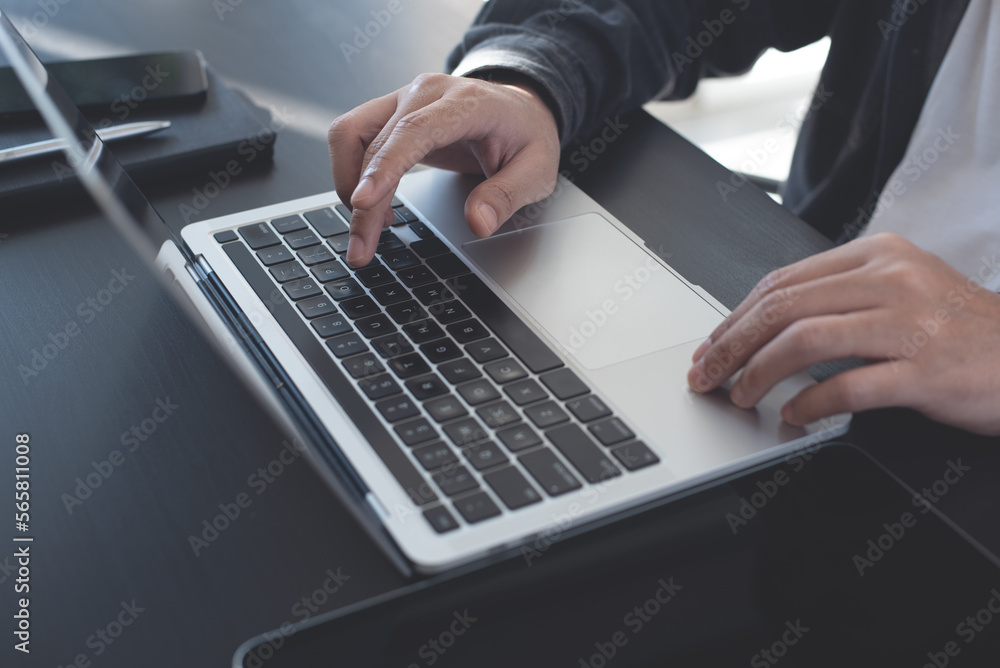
[447,0,840,147]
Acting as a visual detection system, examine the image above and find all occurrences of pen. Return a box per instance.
[0,120,171,164]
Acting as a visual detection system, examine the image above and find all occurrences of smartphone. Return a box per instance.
[0,51,208,116]
[234,444,1000,668]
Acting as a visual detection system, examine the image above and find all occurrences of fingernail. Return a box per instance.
[352,177,375,206]
[477,202,498,234]
[346,235,366,266]
[692,338,711,363]
[687,360,709,393]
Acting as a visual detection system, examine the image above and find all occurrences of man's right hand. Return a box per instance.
[327,72,561,266]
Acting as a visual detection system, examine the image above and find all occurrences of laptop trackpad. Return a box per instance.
[461,213,724,370]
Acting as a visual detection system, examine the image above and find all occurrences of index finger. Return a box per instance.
[327,91,400,209]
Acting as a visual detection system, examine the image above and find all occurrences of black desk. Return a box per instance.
[1,2,997,666]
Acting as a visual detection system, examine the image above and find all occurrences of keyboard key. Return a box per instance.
[328,235,350,254]
[496,424,542,452]
[412,282,455,305]
[256,245,293,266]
[402,319,445,344]
[341,296,380,319]
[271,215,306,234]
[466,337,507,364]
[382,249,421,271]
[566,395,612,423]
[421,339,463,364]
[476,401,520,429]
[411,238,449,258]
[239,222,280,249]
[394,205,419,223]
[284,229,321,250]
[484,466,542,510]
[375,395,420,422]
[432,465,479,497]
[503,379,548,406]
[425,395,468,423]
[456,379,501,406]
[387,353,431,379]
[310,260,350,283]
[283,278,323,300]
[214,229,238,243]
[305,207,349,237]
[484,359,527,384]
[611,441,660,471]
[432,300,471,324]
[443,417,489,447]
[376,233,405,254]
[356,263,395,288]
[386,300,427,325]
[546,424,621,484]
[269,261,308,283]
[438,357,482,384]
[462,440,508,471]
[406,374,449,400]
[326,332,368,358]
[342,352,384,379]
[355,314,396,338]
[447,319,489,343]
[333,203,353,225]
[427,253,470,279]
[370,281,410,306]
[453,491,500,523]
[524,401,569,429]
[310,313,352,338]
[372,333,414,358]
[589,417,636,446]
[453,273,564,373]
[409,221,434,238]
[358,373,402,400]
[519,449,582,497]
[395,418,437,446]
[296,295,337,319]
[423,505,459,533]
[540,368,589,400]
[397,266,436,287]
[326,277,365,301]
[297,244,336,266]
[413,442,458,471]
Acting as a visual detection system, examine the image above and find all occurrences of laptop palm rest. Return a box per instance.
[462,213,724,370]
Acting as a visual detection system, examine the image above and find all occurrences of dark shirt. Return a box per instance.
[447,0,971,241]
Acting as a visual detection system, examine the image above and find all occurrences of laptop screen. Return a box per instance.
[0,9,177,261]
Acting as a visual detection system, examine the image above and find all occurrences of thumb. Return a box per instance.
[464,151,557,238]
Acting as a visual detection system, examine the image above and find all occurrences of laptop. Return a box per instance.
[1,11,849,573]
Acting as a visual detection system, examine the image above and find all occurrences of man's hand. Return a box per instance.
[687,233,1000,436]
[327,72,561,267]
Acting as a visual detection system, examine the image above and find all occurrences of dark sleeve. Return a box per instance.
[446,0,842,147]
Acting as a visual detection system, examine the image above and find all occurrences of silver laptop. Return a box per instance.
[2,11,848,573]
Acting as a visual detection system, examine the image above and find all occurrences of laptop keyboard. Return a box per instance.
[213,198,659,533]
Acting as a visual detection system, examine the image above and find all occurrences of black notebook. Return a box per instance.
[0,66,275,205]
